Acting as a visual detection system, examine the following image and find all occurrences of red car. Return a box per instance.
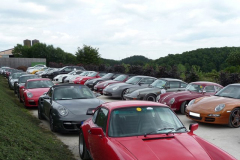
[20,78,54,108]
[79,101,235,160]
[73,72,105,85]
[157,81,223,114]
[93,74,129,94]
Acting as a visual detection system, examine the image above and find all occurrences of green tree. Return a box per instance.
[226,50,240,66]
[75,45,101,65]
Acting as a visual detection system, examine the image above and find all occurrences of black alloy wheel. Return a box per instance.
[228,108,240,128]
[49,112,56,132]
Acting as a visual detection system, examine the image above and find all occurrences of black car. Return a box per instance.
[47,66,85,80]
[124,78,188,101]
[37,84,104,133]
[85,73,121,90]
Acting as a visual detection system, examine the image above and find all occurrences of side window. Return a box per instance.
[140,78,155,84]
[64,67,72,72]
[204,85,216,92]
[180,82,187,88]
[92,109,99,123]
[169,81,180,88]
[95,108,109,133]
[214,86,222,92]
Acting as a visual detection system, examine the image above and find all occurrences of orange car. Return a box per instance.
[186,83,240,128]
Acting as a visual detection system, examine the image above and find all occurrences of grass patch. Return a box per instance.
[0,76,75,160]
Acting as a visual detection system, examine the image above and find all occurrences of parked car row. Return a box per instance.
[1,65,237,159]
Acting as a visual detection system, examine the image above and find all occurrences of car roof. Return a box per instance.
[26,78,51,82]
[19,74,38,78]
[101,101,168,111]
[51,83,85,89]
[133,75,156,78]
[159,78,184,82]
[190,81,222,86]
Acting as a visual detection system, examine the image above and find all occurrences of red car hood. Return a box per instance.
[115,134,212,160]
[27,88,50,97]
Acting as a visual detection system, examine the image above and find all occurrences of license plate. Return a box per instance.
[189,112,200,117]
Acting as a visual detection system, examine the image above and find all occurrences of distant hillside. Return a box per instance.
[154,47,240,72]
[101,55,152,66]
[101,47,240,72]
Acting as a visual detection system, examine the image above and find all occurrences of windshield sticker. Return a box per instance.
[147,107,153,110]
[200,86,202,88]
[136,108,142,111]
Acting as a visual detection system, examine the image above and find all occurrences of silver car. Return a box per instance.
[103,76,156,99]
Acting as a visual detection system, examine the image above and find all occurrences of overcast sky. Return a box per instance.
[1,0,240,60]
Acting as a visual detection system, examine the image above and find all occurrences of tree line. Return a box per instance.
[12,43,240,86]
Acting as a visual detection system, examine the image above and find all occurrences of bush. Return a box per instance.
[16,66,27,71]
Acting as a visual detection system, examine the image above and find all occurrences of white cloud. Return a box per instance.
[1,0,240,60]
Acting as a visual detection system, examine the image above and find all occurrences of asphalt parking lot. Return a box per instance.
[30,95,240,160]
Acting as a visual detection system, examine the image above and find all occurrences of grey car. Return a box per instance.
[8,72,27,90]
[103,76,157,99]
[38,84,104,133]
[124,78,188,102]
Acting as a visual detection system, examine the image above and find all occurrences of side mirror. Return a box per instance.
[202,90,206,94]
[189,123,198,134]
[90,127,105,137]
[86,108,96,115]
[43,95,50,99]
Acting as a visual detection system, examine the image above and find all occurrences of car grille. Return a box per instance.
[205,117,215,122]
[63,121,82,130]
[29,102,36,105]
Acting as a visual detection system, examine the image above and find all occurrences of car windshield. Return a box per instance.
[215,85,240,99]
[27,80,54,89]
[53,86,95,100]
[19,76,38,83]
[150,79,166,88]
[126,77,142,85]
[102,73,113,79]
[186,83,203,92]
[88,72,98,77]
[108,106,184,137]
[114,75,127,81]
[12,73,25,79]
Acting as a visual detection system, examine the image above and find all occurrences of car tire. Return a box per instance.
[145,94,156,102]
[79,130,90,160]
[19,93,23,103]
[228,108,240,128]
[23,96,27,108]
[38,103,44,120]
[180,101,188,114]
[49,112,57,132]
[121,89,128,100]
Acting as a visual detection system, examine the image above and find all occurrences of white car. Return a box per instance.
[53,70,84,83]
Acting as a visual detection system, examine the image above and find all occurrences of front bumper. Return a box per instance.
[185,110,229,125]
[24,97,39,107]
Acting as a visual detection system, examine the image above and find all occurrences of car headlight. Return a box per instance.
[57,106,68,116]
[156,95,161,102]
[215,104,225,112]
[112,86,119,90]
[27,92,33,98]
[169,98,175,104]
[188,99,196,106]
[103,83,108,87]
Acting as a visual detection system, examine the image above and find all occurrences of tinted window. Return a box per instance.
[126,77,142,85]
[92,109,99,123]
[151,79,166,88]
[19,76,38,83]
[215,85,240,99]
[180,82,187,88]
[204,85,216,92]
[95,108,109,133]
[114,75,128,81]
[169,81,180,88]
[140,78,155,84]
[27,80,54,89]
[53,86,95,100]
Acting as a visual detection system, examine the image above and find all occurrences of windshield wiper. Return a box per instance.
[144,128,174,137]
[166,126,187,135]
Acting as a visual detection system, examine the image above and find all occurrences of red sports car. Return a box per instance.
[79,101,235,160]
[157,81,223,114]
[21,78,54,108]
[93,74,129,94]
[73,72,105,85]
